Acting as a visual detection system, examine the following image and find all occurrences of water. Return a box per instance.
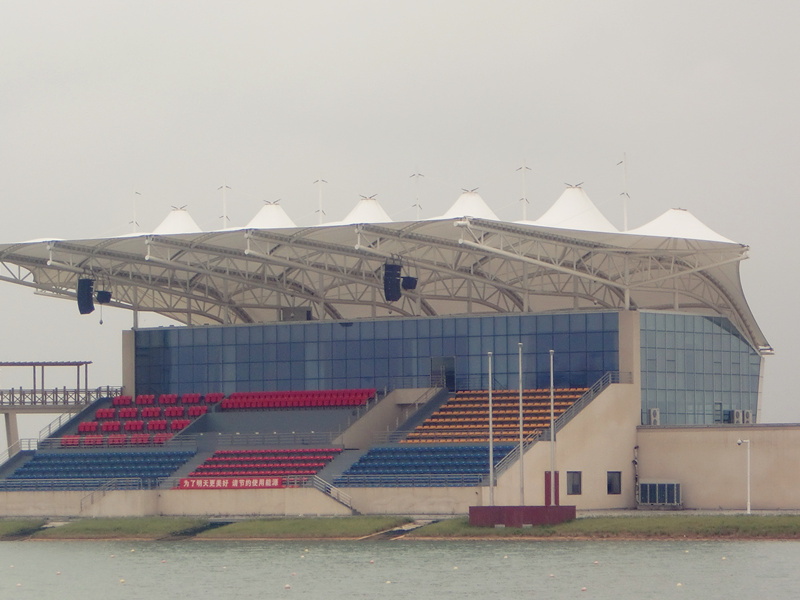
[2,539,799,599]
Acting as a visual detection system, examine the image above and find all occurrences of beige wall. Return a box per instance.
[637,425,800,510]
[618,309,641,386]
[484,382,642,509]
[121,329,135,397]
[334,388,438,449]
[0,487,353,518]
[346,486,478,515]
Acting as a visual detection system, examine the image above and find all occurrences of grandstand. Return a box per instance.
[0,186,797,517]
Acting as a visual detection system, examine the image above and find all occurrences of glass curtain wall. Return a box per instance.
[640,312,761,425]
[135,312,620,396]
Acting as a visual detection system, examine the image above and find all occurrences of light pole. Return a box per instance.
[737,439,751,514]
[488,352,494,507]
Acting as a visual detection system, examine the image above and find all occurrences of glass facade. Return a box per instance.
[640,312,761,425]
[135,312,620,396]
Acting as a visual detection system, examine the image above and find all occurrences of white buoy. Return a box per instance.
[120,579,125,584]
[677,583,683,587]
[285,584,291,589]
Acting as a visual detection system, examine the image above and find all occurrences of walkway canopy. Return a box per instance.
[0,214,771,355]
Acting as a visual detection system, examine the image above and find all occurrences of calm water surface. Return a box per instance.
[1,539,798,599]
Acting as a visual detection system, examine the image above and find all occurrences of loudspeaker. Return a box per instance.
[96,290,112,304]
[401,276,417,290]
[77,278,95,314]
[383,263,402,302]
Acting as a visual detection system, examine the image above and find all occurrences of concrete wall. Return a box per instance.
[347,486,478,515]
[0,487,353,517]
[483,382,642,509]
[334,388,438,449]
[637,425,800,510]
[121,329,135,397]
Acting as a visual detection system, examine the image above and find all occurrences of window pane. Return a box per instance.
[607,471,621,495]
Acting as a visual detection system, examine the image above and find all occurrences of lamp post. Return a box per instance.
[488,352,494,506]
[737,439,751,514]
[549,349,555,507]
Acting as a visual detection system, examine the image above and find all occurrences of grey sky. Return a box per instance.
[1,1,798,444]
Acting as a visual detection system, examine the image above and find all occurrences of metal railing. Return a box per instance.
[309,475,353,509]
[0,386,122,408]
[0,477,143,493]
[333,473,484,488]
[373,387,444,445]
[201,431,342,449]
[79,478,145,511]
[492,371,632,478]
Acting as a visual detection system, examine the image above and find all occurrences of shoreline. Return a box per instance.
[5,514,800,542]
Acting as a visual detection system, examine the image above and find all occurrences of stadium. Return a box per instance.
[0,185,795,519]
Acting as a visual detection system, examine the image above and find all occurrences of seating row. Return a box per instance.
[336,444,515,487]
[111,393,220,406]
[61,433,174,446]
[188,448,342,479]
[9,450,195,483]
[220,389,375,411]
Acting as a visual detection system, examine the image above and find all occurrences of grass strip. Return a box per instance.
[197,516,413,539]
[0,520,48,539]
[31,517,211,540]
[407,515,800,539]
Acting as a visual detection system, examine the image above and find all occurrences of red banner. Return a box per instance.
[179,477,286,490]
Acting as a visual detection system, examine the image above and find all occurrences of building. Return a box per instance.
[0,185,792,517]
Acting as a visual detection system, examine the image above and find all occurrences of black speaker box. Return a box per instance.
[383,263,402,302]
[77,278,95,314]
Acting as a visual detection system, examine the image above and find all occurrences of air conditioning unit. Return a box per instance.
[743,410,753,424]
[649,408,660,426]
[733,409,743,424]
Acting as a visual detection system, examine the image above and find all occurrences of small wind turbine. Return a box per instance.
[218,183,231,227]
[313,178,327,224]
[130,191,141,233]
[410,171,424,220]
[617,153,630,231]
[516,161,532,221]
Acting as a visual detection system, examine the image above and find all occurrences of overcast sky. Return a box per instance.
[1,1,798,445]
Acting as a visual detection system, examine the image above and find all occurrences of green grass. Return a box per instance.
[32,517,210,540]
[407,515,800,539]
[0,520,47,539]
[8,514,800,541]
[197,516,413,539]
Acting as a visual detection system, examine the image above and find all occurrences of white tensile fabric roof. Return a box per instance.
[439,191,500,220]
[627,208,735,243]
[246,202,297,229]
[535,186,619,233]
[0,187,770,355]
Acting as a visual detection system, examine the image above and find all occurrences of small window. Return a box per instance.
[566,471,582,495]
[607,471,622,495]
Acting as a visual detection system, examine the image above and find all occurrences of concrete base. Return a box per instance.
[469,505,576,528]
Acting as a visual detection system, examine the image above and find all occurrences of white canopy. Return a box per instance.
[152,208,203,235]
[438,191,499,220]
[627,208,736,243]
[246,202,297,229]
[535,186,619,233]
